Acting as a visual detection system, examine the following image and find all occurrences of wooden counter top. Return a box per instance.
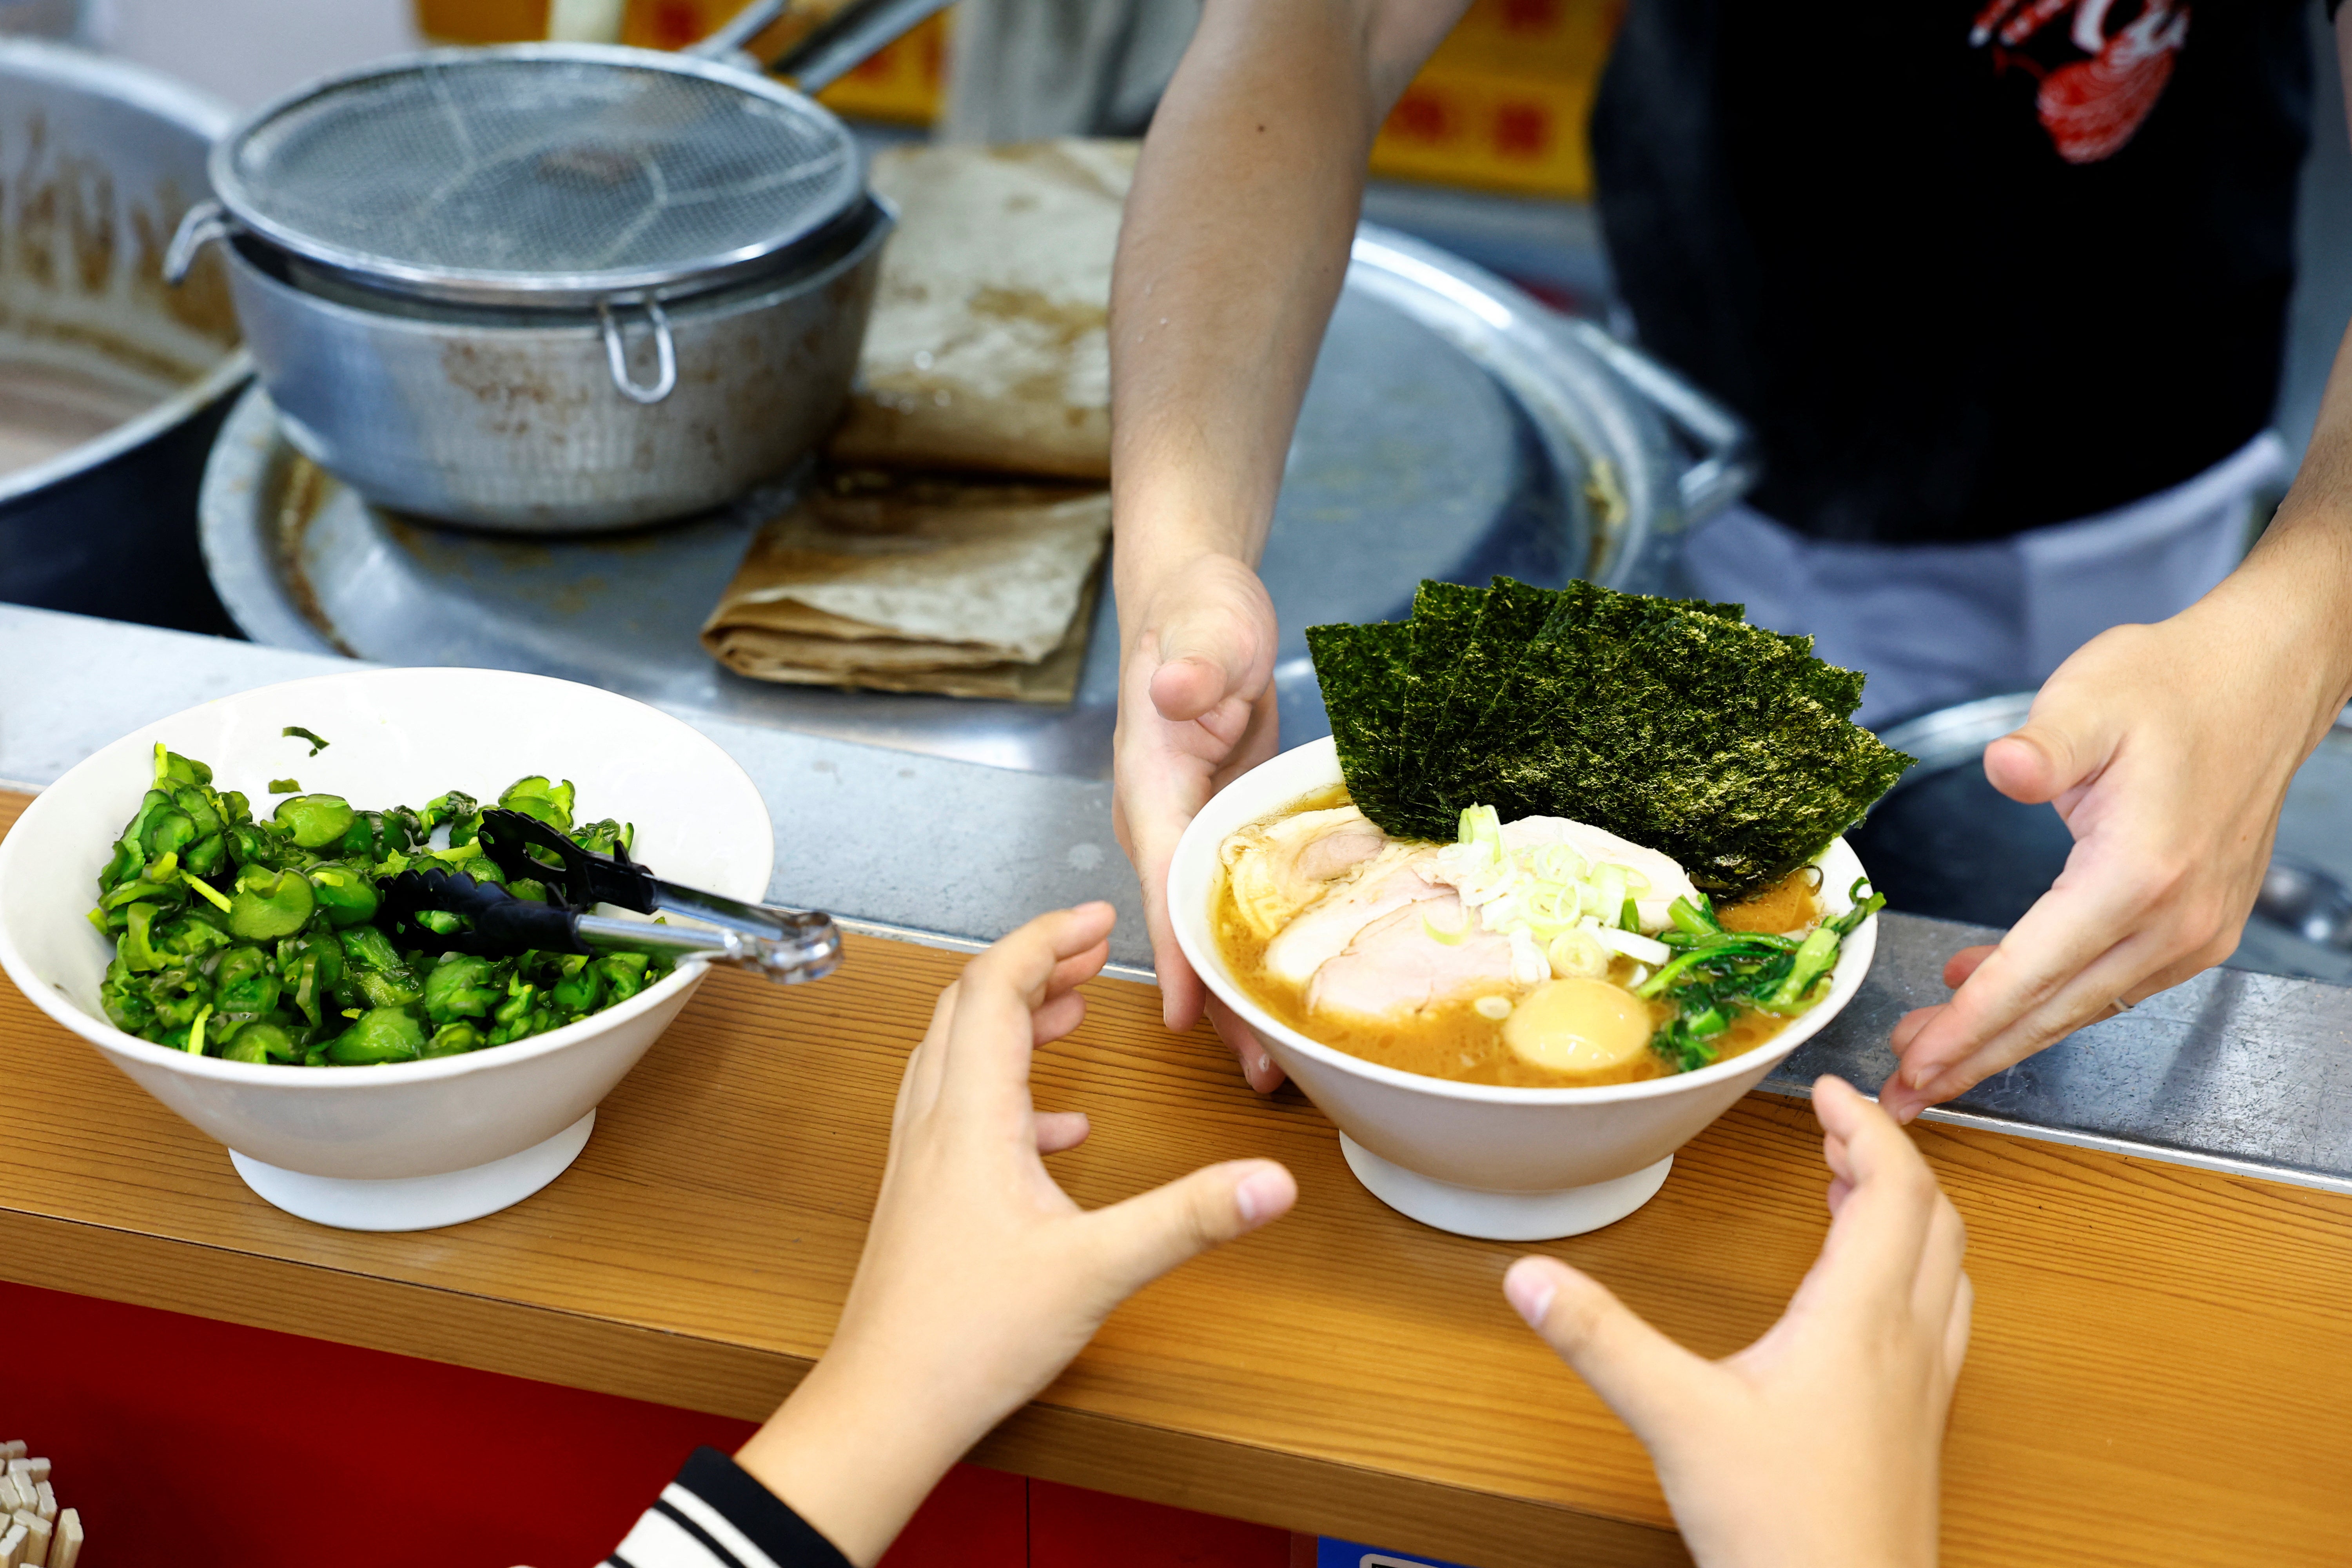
[3,791,2349,1566]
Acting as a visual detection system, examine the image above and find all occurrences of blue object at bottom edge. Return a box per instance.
[1318,1538,1472,1568]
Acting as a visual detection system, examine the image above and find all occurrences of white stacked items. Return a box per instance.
[0,1441,81,1568]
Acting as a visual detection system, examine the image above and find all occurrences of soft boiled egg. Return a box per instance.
[1501,978,1653,1074]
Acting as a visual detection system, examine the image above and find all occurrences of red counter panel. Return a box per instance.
[0,1279,1287,1567]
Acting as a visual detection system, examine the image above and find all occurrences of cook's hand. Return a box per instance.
[1505,1077,1969,1568]
[734,903,1297,1566]
[1112,553,1286,1090]
[1876,596,2343,1123]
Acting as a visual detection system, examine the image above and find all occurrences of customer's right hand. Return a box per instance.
[1112,552,1287,1090]
[1504,1077,1970,1568]
[733,903,1297,1566]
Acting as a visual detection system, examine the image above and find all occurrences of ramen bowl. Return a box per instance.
[1169,736,1878,1240]
[0,668,773,1232]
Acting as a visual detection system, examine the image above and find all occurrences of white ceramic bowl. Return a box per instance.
[1171,737,1877,1240]
[0,668,774,1231]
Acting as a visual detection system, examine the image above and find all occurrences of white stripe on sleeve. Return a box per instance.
[610,1507,738,1568]
[659,1482,787,1568]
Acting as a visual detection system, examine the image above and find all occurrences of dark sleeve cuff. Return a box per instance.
[653,1446,855,1568]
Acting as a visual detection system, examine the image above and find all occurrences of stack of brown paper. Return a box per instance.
[707,140,1135,702]
[701,471,1111,702]
[828,139,1133,480]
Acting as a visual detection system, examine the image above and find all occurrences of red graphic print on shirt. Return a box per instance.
[1971,0,2190,164]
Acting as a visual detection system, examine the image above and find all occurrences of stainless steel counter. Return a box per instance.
[1775,914,2352,1194]
[7,603,2349,1195]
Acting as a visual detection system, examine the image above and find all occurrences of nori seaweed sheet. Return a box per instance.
[1428,577,1562,808]
[1393,582,1487,818]
[1304,619,1414,824]
[1304,579,1913,898]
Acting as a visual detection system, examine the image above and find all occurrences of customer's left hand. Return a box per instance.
[733,902,1298,1566]
[1878,566,2350,1122]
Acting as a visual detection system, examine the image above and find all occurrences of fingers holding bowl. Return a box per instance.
[1113,753,1211,1034]
[1206,993,1286,1094]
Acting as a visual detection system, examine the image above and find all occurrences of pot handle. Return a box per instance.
[696,0,955,95]
[164,200,236,287]
[694,0,790,57]
[1552,316,1759,524]
[597,297,679,405]
[764,0,956,93]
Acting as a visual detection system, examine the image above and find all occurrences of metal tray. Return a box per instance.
[202,225,1747,779]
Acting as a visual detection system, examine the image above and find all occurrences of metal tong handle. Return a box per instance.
[697,0,955,94]
[575,911,844,985]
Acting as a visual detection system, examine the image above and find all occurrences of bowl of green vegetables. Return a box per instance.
[0,667,773,1230]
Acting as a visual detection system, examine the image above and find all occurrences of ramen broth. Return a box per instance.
[1214,791,1820,1089]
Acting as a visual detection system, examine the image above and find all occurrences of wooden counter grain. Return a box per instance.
[3,791,2349,1566]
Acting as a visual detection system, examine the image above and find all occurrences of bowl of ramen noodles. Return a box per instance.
[1168,578,1909,1239]
[1171,737,1881,1239]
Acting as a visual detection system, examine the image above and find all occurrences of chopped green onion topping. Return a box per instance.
[1422,910,1471,946]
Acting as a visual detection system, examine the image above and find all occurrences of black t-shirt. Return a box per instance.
[1592,0,2319,544]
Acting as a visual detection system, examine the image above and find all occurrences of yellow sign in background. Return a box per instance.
[412,0,1621,199]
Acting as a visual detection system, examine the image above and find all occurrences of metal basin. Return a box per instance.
[0,40,249,632]
[210,200,892,532]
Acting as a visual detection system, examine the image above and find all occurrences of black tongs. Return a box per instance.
[376,811,842,987]
[475,809,813,943]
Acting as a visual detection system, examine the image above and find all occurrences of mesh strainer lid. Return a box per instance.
[212,45,865,308]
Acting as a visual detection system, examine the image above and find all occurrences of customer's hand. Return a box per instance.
[734,903,1297,1566]
[1505,1077,1969,1568]
[1877,586,2348,1122]
[1112,554,1287,1090]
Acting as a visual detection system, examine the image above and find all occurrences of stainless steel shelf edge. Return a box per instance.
[1765,911,2352,1194]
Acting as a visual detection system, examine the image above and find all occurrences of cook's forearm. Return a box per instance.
[2212,314,2352,730]
[1109,0,1451,622]
[2243,8,2352,719]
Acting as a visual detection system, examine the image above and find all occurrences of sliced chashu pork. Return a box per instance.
[1262,842,1452,988]
[1219,805,1390,940]
[1306,889,1516,1020]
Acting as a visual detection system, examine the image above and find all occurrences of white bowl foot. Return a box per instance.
[1338,1135,1673,1240]
[227,1111,596,1232]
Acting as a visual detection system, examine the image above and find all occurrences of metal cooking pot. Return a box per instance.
[0,40,249,631]
[198,201,890,531]
[161,0,946,532]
